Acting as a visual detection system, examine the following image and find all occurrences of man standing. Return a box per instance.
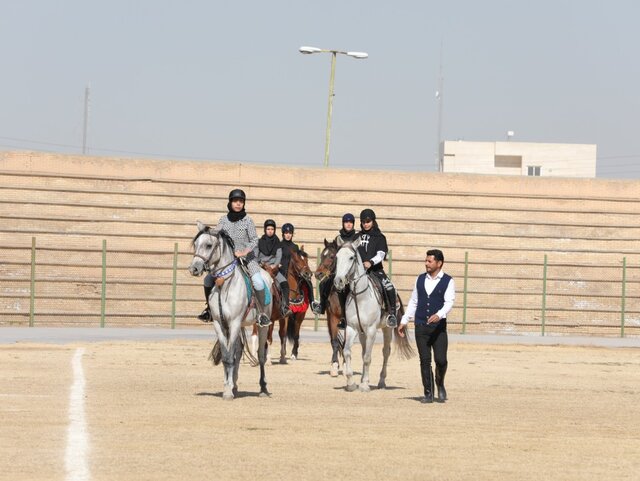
[399,249,455,403]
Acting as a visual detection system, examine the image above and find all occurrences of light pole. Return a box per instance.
[299,46,368,168]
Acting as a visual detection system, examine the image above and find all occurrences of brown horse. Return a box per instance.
[315,239,344,377]
[252,247,313,363]
[273,247,313,363]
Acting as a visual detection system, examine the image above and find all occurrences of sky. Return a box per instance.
[1,0,639,178]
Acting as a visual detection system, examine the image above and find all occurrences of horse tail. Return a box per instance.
[240,328,260,367]
[286,314,296,343]
[393,296,415,359]
[336,329,345,360]
[208,340,222,366]
[393,327,415,360]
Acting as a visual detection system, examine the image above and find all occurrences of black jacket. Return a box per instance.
[357,226,388,272]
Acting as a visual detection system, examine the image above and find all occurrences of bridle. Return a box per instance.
[194,231,237,279]
[337,245,370,295]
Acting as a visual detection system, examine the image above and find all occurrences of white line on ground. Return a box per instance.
[65,347,90,481]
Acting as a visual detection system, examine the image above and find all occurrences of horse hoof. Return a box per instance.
[290,354,296,361]
[259,391,271,398]
[346,383,358,392]
[279,357,287,364]
[359,384,371,392]
[232,387,238,397]
[377,381,386,389]
[330,363,339,377]
[222,393,234,401]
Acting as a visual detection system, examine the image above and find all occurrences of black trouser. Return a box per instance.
[415,320,448,396]
[318,275,335,313]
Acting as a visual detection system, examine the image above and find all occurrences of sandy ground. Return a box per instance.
[1,338,639,481]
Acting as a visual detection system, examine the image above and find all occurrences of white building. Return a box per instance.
[441,141,596,178]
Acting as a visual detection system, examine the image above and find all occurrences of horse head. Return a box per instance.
[290,246,313,282]
[333,237,363,292]
[315,238,338,282]
[188,221,222,276]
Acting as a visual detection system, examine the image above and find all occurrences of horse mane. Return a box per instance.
[191,227,209,248]
[218,229,236,252]
[191,226,236,254]
[296,249,308,259]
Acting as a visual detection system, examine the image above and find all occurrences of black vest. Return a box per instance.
[414,272,452,326]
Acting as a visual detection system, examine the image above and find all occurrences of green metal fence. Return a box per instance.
[3,239,638,337]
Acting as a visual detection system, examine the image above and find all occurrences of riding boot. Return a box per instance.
[385,288,398,328]
[280,281,292,317]
[421,363,434,403]
[435,363,448,402]
[197,285,213,322]
[337,290,347,329]
[254,288,272,327]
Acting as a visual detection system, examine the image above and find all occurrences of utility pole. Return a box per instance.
[82,85,90,155]
[435,42,444,172]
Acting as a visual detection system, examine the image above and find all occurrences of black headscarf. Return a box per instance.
[339,227,359,242]
[226,201,247,222]
[258,233,280,256]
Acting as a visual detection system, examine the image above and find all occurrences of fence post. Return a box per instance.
[314,247,320,331]
[462,251,468,334]
[29,237,36,327]
[100,239,107,328]
[541,254,548,336]
[171,243,179,329]
[621,256,626,338]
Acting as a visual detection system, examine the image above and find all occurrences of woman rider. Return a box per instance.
[197,189,271,327]
[256,219,291,316]
[311,213,359,328]
[357,208,398,328]
[279,222,315,310]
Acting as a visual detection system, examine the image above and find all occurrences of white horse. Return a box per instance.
[188,221,272,400]
[333,237,414,392]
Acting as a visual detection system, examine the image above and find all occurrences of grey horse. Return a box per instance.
[333,237,414,392]
[189,221,272,400]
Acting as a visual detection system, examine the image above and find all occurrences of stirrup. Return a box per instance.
[257,313,271,327]
[386,314,398,328]
[197,307,212,322]
[337,318,346,329]
[311,301,322,315]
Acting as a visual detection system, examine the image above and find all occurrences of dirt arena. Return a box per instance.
[1,337,639,481]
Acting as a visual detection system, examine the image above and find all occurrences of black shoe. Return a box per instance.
[386,314,398,328]
[197,307,211,322]
[337,318,346,329]
[257,313,271,327]
[420,395,434,404]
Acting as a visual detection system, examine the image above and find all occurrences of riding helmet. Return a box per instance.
[264,219,276,230]
[281,223,295,234]
[360,208,376,222]
[228,188,246,202]
[342,213,355,223]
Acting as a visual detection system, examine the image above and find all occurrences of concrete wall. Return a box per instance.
[442,141,597,178]
[1,150,638,336]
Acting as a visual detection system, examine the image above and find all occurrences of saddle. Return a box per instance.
[367,273,390,314]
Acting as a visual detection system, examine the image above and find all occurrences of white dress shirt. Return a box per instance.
[400,270,456,325]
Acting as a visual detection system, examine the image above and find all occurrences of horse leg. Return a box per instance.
[291,313,303,360]
[257,326,270,397]
[232,336,242,397]
[279,317,288,364]
[359,328,376,392]
[328,312,340,377]
[220,324,240,400]
[330,337,340,377]
[378,326,392,389]
[343,325,358,392]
